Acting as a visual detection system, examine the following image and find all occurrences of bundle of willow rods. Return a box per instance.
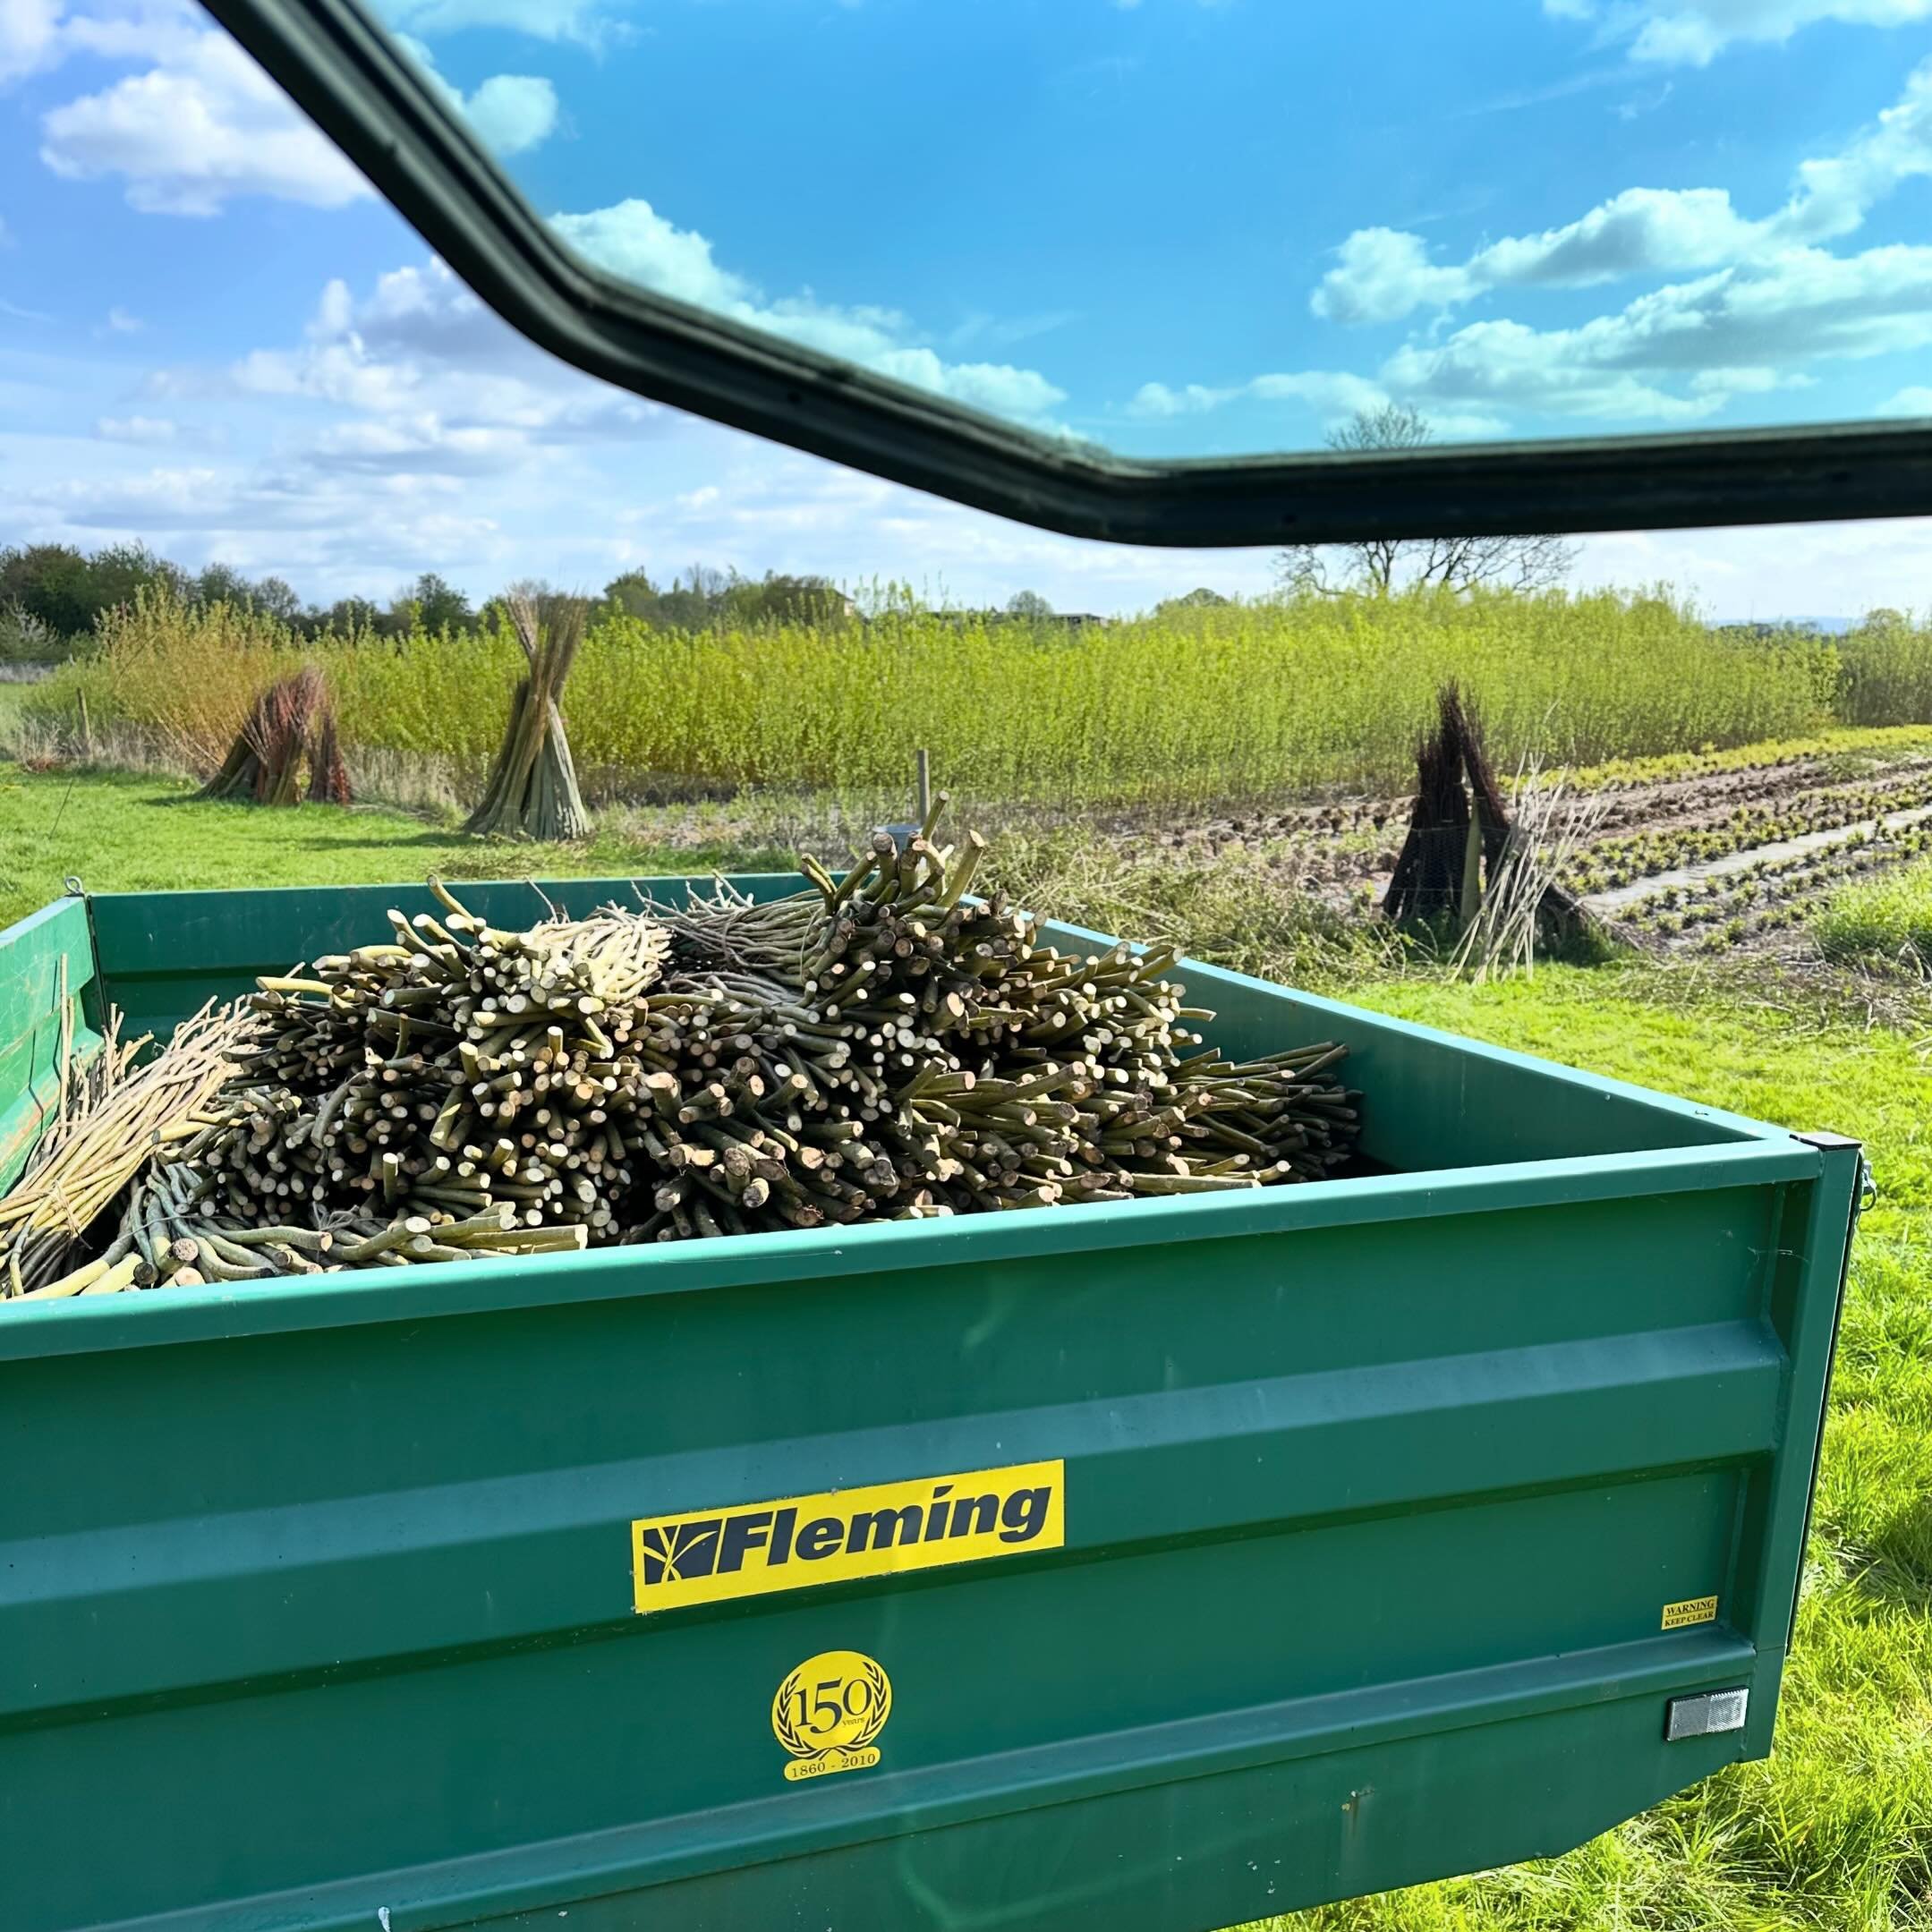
[464,589,589,841]
[1,804,1360,1298]
[198,666,352,808]
[1,1001,247,1299]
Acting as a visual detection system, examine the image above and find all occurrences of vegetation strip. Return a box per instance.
[21,586,1870,807]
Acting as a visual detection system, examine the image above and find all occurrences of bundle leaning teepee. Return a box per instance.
[465,589,590,841]
[199,667,352,807]
[1383,681,1592,946]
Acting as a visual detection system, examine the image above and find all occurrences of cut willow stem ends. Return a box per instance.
[0,803,1363,1303]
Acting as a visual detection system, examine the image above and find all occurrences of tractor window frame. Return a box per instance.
[207,0,1932,549]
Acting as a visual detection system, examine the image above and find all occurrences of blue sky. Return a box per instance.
[6,0,1932,614]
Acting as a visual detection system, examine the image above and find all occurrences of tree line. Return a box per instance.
[0,541,1211,664]
[0,546,871,658]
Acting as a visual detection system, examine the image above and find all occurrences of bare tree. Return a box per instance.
[1276,405,1577,597]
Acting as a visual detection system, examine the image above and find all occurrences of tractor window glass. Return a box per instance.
[366,0,1932,462]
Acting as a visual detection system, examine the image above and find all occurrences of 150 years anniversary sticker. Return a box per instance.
[632,1460,1063,1783]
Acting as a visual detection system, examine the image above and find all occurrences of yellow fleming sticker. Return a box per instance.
[1662,1595,1720,1630]
[630,1460,1064,1614]
[773,1650,891,1781]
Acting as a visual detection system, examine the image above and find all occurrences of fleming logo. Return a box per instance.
[772,1649,891,1781]
[635,1519,724,1587]
[630,1460,1064,1613]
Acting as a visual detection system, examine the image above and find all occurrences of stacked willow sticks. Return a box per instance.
[1,808,1360,1298]
[0,1002,247,1298]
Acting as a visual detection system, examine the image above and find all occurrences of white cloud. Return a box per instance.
[28,5,557,209]
[101,304,142,333]
[11,451,508,595]
[1782,56,1932,232]
[865,348,1065,421]
[1570,515,1932,621]
[96,412,174,440]
[39,28,371,213]
[374,0,614,44]
[551,198,1070,427]
[280,227,1068,441]
[1128,380,1240,417]
[308,413,538,475]
[1143,234,1923,433]
[617,449,1283,609]
[1383,244,1932,420]
[0,0,62,83]
[551,199,752,312]
[38,463,466,532]
[1551,0,1932,64]
[1312,228,1483,325]
[1688,363,1811,393]
[1128,370,1509,439]
[213,259,663,469]
[462,72,557,154]
[1316,58,1932,325]
[1469,186,1773,284]
[393,33,557,156]
[1875,383,1932,413]
[10,240,1280,614]
[1129,370,1390,422]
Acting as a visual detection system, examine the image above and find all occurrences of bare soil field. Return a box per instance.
[1119,744,1932,962]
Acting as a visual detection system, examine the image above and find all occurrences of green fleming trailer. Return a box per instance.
[0,878,1857,1932]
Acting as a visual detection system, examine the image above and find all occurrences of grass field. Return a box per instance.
[0,762,787,933]
[1,762,1927,1930]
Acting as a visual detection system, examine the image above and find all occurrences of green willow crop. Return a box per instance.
[36,586,1863,809]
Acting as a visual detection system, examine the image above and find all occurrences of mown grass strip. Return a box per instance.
[0,762,786,934]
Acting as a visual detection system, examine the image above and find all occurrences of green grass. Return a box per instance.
[1,766,1926,1928]
[0,762,787,933]
[1812,856,1932,974]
